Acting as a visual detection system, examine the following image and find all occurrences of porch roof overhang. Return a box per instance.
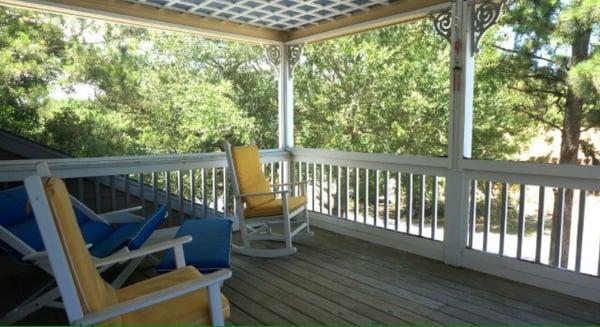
[0,0,450,44]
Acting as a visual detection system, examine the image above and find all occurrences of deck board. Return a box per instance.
[311,230,600,324]
[1,227,599,325]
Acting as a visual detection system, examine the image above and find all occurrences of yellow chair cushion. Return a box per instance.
[231,145,274,208]
[118,266,230,325]
[244,196,307,218]
[43,178,121,325]
[44,178,230,326]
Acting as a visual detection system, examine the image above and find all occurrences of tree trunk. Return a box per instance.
[549,29,591,268]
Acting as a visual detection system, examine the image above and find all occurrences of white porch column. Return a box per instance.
[265,43,302,182]
[277,44,295,150]
[442,0,475,266]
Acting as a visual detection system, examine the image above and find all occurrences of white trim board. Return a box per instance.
[462,249,600,303]
[309,212,444,261]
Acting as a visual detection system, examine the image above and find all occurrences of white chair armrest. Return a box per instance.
[74,269,232,325]
[271,180,310,188]
[236,190,289,198]
[94,236,192,268]
[100,207,145,224]
[23,243,93,262]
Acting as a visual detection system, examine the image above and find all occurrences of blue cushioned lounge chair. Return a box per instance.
[0,185,168,324]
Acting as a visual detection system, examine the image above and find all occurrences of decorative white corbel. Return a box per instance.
[287,44,303,77]
[432,0,505,55]
[264,44,303,77]
[470,0,504,54]
[432,9,453,44]
[264,45,281,76]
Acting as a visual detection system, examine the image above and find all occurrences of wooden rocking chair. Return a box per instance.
[225,143,313,258]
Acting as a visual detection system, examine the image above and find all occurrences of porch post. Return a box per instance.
[443,0,475,266]
[277,44,296,150]
[266,43,302,182]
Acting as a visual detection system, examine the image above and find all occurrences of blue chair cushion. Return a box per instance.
[6,216,44,251]
[128,206,167,250]
[89,223,140,258]
[89,206,166,257]
[80,220,115,247]
[1,186,166,259]
[157,218,232,273]
[0,186,31,227]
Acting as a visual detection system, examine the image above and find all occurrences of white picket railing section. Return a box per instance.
[291,148,447,242]
[0,148,599,302]
[0,150,288,224]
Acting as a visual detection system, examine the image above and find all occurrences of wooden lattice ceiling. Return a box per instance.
[127,0,392,30]
[0,0,450,43]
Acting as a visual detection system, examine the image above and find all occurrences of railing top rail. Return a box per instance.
[0,149,289,182]
[289,147,450,176]
[462,159,600,190]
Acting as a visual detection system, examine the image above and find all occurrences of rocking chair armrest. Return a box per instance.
[271,180,310,188]
[236,190,290,198]
[94,236,192,268]
[74,269,232,325]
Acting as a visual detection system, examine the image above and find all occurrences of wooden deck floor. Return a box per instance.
[1,227,599,325]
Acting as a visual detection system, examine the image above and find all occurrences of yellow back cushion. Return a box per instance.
[231,146,274,208]
[43,178,120,324]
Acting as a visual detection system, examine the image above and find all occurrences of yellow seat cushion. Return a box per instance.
[231,145,274,208]
[244,196,307,218]
[43,178,229,326]
[118,266,230,325]
[43,178,121,325]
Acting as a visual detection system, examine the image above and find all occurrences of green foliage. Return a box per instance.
[295,21,451,156]
[0,15,277,156]
[0,8,65,138]
[0,2,596,164]
[477,0,600,162]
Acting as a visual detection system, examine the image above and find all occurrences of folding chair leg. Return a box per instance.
[111,256,144,288]
[0,283,61,325]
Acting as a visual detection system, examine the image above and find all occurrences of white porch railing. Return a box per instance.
[0,150,289,224]
[291,148,447,242]
[289,148,600,304]
[0,148,599,302]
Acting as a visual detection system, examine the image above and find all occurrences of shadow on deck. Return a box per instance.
[1,228,599,325]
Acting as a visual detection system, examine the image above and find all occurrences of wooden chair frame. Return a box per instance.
[23,164,231,325]
[225,143,313,258]
[0,191,164,325]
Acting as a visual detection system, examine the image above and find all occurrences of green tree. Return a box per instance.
[484,0,599,266]
[0,8,66,138]
[295,19,539,160]
[51,20,272,155]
